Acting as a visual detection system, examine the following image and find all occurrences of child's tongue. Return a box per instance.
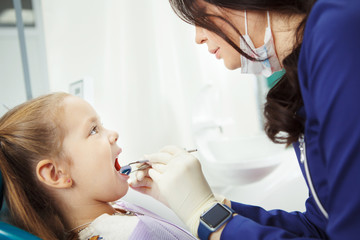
[114,158,121,171]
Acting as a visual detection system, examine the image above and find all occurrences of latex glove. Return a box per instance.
[132,145,218,236]
[128,159,161,201]
[214,193,226,205]
[130,170,226,206]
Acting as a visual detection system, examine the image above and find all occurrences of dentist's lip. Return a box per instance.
[209,48,220,59]
[209,47,219,54]
[215,48,220,59]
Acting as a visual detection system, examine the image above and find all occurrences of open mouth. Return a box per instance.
[114,157,121,171]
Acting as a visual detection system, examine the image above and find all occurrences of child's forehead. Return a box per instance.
[63,96,94,111]
[62,96,99,123]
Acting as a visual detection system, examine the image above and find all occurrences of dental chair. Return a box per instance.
[0,171,41,239]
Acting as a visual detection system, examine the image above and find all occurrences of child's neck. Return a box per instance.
[64,201,116,231]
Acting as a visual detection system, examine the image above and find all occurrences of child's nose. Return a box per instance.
[109,131,119,144]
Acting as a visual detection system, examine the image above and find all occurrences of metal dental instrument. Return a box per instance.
[119,160,149,175]
[119,149,197,175]
[186,149,198,153]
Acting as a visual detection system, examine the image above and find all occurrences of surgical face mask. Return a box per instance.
[240,11,282,77]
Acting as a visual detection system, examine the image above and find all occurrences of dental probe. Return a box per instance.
[186,149,198,153]
[119,160,149,175]
[119,149,197,175]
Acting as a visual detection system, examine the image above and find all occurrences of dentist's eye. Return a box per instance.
[90,125,98,135]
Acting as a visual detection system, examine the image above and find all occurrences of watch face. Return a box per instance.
[201,203,231,228]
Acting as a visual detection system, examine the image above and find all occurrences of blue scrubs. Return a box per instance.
[221,0,360,239]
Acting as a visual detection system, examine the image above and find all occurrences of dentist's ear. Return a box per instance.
[36,159,72,188]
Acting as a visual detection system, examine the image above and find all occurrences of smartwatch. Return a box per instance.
[198,203,235,240]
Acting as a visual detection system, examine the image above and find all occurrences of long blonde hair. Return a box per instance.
[0,92,72,239]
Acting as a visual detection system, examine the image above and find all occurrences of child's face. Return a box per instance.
[62,96,129,203]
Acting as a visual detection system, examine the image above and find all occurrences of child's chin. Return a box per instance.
[116,185,129,199]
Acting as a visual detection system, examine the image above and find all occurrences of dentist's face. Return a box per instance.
[194,2,243,70]
[195,25,242,70]
[194,2,269,70]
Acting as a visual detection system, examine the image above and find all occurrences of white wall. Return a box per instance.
[0,0,48,116]
[0,28,27,116]
[41,0,261,161]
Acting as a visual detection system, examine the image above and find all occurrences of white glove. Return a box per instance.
[131,145,219,236]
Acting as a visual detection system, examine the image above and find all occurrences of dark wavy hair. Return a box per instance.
[169,0,316,145]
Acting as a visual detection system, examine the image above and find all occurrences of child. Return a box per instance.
[0,92,196,240]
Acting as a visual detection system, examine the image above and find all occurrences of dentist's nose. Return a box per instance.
[195,26,207,44]
[109,130,119,144]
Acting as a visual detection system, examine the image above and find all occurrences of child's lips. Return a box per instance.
[115,158,121,171]
[115,158,130,178]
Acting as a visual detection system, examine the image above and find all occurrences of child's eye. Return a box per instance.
[90,125,98,135]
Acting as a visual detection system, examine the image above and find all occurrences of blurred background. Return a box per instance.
[0,0,308,229]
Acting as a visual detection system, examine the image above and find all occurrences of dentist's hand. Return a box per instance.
[130,146,218,235]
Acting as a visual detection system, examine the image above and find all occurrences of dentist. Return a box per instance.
[131,0,360,239]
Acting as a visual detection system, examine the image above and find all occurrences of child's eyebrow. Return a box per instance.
[84,116,100,128]
[87,116,98,123]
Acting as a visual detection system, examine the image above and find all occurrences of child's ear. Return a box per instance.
[36,160,72,188]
